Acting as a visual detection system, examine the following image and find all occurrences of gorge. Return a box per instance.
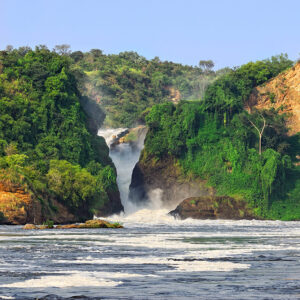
[0,46,300,300]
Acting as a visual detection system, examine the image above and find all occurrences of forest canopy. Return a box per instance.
[0,46,118,218]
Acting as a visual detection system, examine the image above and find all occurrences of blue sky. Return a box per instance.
[1,0,299,68]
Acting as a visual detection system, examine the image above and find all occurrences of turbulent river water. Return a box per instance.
[1,219,300,299]
[0,129,300,299]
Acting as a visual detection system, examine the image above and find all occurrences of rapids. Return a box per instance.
[0,220,300,299]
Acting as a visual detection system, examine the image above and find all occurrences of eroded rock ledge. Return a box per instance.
[169,196,256,220]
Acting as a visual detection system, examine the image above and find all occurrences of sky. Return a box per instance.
[0,0,299,69]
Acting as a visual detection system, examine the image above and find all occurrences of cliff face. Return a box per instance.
[0,182,77,225]
[130,153,214,209]
[246,62,300,135]
[95,190,123,217]
[0,182,39,225]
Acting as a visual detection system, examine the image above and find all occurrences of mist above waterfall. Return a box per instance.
[98,127,148,214]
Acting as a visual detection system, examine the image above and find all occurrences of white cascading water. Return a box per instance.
[98,127,150,214]
[98,127,179,223]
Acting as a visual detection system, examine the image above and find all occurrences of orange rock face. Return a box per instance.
[246,62,300,136]
[0,179,87,225]
[168,87,181,104]
[0,183,41,224]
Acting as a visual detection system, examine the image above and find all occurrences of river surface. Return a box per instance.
[1,213,300,299]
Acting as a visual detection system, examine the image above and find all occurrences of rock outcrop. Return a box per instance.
[110,125,147,149]
[246,62,300,135]
[169,196,256,220]
[96,190,124,217]
[0,181,78,225]
[129,154,214,208]
[23,219,123,230]
[0,182,42,225]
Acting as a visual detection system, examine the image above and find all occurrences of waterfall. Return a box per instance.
[98,127,147,214]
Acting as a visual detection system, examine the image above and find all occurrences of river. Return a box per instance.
[0,217,300,299]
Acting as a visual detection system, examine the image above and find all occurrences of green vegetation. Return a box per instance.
[70,49,227,127]
[43,219,54,228]
[204,54,293,117]
[0,46,118,218]
[0,44,298,221]
[144,55,300,220]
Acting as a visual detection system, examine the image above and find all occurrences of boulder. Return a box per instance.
[23,224,37,230]
[169,196,256,220]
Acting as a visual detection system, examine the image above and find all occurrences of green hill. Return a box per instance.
[142,55,300,220]
[70,50,224,127]
[0,46,122,224]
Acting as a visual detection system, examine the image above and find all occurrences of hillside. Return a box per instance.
[70,50,221,127]
[0,47,123,224]
[132,56,300,220]
[246,62,300,135]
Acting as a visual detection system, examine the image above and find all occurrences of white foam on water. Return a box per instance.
[106,208,173,225]
[56,255,249,273]
[166,260,250,272]
[103,207,300,231]
[98,128,127,146]
[0,271,121,288]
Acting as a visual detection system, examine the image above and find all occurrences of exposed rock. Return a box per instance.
[110,129,129,149]
[129,154,214,208]
[169,196,256,220]
[38,225,50,229]
[23,219,123,230]
[45,199,78,224]
[23,224,37,230]
[55,224,80,229]
[167,87,181,104]
[0,181,78,225]
[0,169,123,223]
[96,190,124,217]
[110,125,147,149]
[0,182,42,225]
[80,219,123,228]
[246,62,300,136]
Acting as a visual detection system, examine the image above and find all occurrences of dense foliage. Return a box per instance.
[204,54,293,117]
[70,49,226,127]
[0,46,118,217]
[145,56,300,220]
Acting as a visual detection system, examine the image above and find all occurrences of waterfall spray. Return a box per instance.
[98,127,147,214]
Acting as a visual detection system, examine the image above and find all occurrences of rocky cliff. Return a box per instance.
[246,62,300,135]
[0,179,122,225]
[129,153,215,209]
[0,182,78,225]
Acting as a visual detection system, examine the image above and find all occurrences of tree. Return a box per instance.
[199,60,215,72]
[70,51,84,62]
[5,45,13,52]
[90,49,103,58]
[54,44,71,55]
[248,113,266,155]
